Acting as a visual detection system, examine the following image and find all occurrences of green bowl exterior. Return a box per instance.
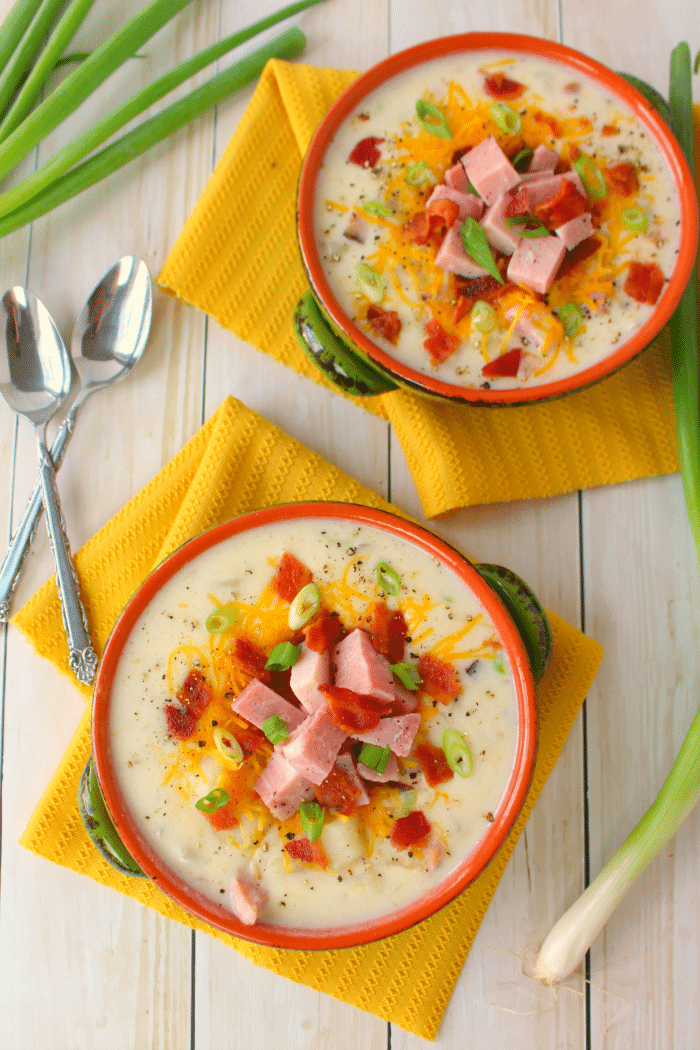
[78,758,146,878]
[474,564,553,682]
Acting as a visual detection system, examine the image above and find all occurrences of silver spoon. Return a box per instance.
[0,288,97,683]
[0,257,152,622]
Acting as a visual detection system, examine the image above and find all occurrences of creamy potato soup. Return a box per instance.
[313,51,681,389]
[109,517,520,929]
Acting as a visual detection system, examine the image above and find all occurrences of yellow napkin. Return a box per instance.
[16,396,603,1040]
[158,61,700,519]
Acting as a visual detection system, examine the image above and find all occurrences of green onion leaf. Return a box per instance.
[362,199,391,218]
[261,714,289,745]
[512,147,533,172]
[355,262,385,304]
[490,102,521,134]
[375,560,401,595]
[442,728,474,778]
[621,206,648,233]
[358,743,391,774]
[459,218,504,284]
[205,605,240,633]
[0,0,67,125]
[471,300,497,334]
[415,98,452,139]
[288,581,321,630]
[213,727,244,765]
[195,787,231,813]
[299,801,325,842]
[0,0,44,73]
[573,156,607,200]
[504,214,550,238]
[466,176,480,196]
[558,303,584,339]
[390,662,422,691]
[404,160,436,186]
[264,641,301,672]
[398,789,417,817]
[494,654,506,674]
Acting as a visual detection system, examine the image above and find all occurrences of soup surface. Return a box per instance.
[109,517,520,929]
[313,51,680,390]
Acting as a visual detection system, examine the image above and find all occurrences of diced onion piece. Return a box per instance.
[288,582,321,630]
[405,160,436,186]
[415,98,452,139]
[375,560,401,596]
[195,787,231,813]
[398,789,417,817]
[490,101,521,134]
[558,302,584,338]
[363,199,391,218]
[299,800,325,842]
[442,728,474,778]
[213,727,244,765]
[573,156,607,199]
[264,641,301,672]
[471,300,497,334]
[621,206,648,233]
[261,714,289,745]
[460,218,504,284]
[205,605,240,633]
[390,661,422,691]
[358,742,391,774]
[355,262,385,304]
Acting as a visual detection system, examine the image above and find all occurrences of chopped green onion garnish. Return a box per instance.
[398,789,417,817]
[205,605,240,633]
[288,581,321,630]
[355,262,385,304]
[261,714,289,745]
[466,176,480,196]
[512,147,533,171]
[558,302,584,339]
[264,641,301,672]
[375,560,401,596]
[573,156,607,200]
[213,727,244,765]
[460,218,504,284]
[363,199,391,218]
[504,214,550,238]
[299,800,325,842]
[390,661,422,691]
[195,787,231,813]
[494,654,506,674]
[442,728,474,778]
[404,160,436,186]
[415,98,452,139]
[358,742,391,774]
[490,101,521,134]
[620,206,648,233]
[471,300,497,334]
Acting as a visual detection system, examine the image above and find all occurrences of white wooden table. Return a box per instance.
[1,1,698,1046]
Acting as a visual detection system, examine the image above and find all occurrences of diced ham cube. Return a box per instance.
[524,171,586,210]
[254,750,315,820]
[480,191,522,256]
[507,236,567,295]
[391,680,419,713]
[435,221,492,279]
[334,752,370,806]
[230,876,266,926]
[357,752,400,782]
[444,161,470,193]
[333,629,394,704]
[280,704,347,785]
[290,644,330,715]
[528,144,559,173]
[555,211,595,250]
[354,713,422,758]
[231,678,306,733]
[427,183,483,221]
[461,136,520,205]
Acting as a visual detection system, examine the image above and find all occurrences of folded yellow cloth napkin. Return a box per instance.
[158,61,700,518]
[16,396,603,1040]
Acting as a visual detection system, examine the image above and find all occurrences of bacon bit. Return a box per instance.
[320,684,385,732]
[534,179,588,228]
[601,123,618,136]
[303,610,345,653]
[231,637,269,682]
[164,704,197,740]
[404,209,432,244]
[624,261,665,305]
[452,295,471,324]
[235,723,268,757]
[558,235,601,276]
[285,836,329,869]
[366,304,402,346]
[205,799,240,831]
[273,551,314,602]
[607,161,639,196]
[364,601,408,663]
[482,347,522,378]
[504,185,529,218]
[426,196,460,233]
[423,318,460,365]
[414,740,454,788]
[455,273,505,303]
[417,653,461,703]
[348,136,384,168]
[533,109,562,138]
[177,669,211,717]
[390,810,432,850]
[481,70,526,100]
[317,763,363,815]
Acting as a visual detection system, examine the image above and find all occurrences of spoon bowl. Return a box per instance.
[1,288,72,422]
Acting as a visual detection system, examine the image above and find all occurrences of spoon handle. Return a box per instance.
[0,409,78,623]
[36,432,97,685]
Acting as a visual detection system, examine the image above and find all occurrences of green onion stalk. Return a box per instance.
[534,42,700,985]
